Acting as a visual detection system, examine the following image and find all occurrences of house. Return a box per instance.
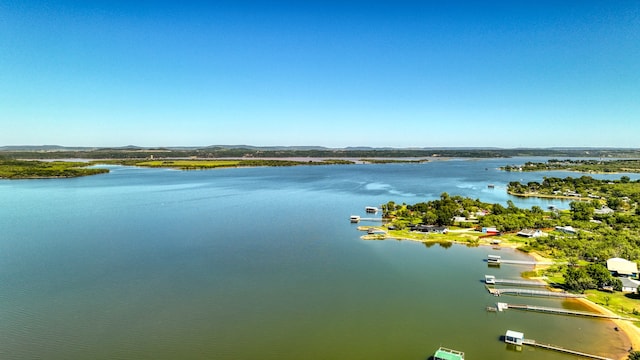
[607,258,639,278]
[482,227,500,235]
[594,206,614,215]
[555,225,577,234]
[620,277,640,293]
[414,224,448,234]
[517,229,543,238]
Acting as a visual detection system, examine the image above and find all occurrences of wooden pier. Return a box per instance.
[350,216,383,223]
[522,338,612,360]
[486,286,585,298]
[360,218,382,222]
[504,329,612,359]
[503,303,631,320]
[486,255,565,266]
[484,275,546,287]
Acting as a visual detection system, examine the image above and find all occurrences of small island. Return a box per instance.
[0,160,109,179]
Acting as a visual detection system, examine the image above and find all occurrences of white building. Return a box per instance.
[607,257,639,278]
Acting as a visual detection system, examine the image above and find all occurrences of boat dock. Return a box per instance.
[522,338,612,360]
[497,302,631,320]
[486,255,562,266]
[505,330,612,360]
[486,286,585,298]
[349,216,382,223]
[484,275,546,287]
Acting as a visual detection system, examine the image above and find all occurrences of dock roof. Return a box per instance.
[506,330,524,339]
[433,347,464,360]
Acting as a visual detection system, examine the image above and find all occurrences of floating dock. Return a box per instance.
[433,346,464,360]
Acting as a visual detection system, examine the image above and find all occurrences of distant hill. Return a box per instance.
[1,145,639,160]
[0,145,96,151]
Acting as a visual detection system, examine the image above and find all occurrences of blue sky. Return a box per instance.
[1,1,639,148]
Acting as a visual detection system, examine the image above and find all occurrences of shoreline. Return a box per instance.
[507,190,592,201]
[359,227,638,359]
[574,297,639,359]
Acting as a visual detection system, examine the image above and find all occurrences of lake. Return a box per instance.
[0,158,635,359]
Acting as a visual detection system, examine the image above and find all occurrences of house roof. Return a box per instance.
[556,225,576,232]
[594,206,614,215]
[607,258,639,275]
[620,277,640,289]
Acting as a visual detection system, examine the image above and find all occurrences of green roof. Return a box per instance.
[433,347,464,360]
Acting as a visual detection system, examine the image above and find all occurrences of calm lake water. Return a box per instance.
[0,158,636,359]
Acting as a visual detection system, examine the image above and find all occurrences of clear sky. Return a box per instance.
[1,1,639,148]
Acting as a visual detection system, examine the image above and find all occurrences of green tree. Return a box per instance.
[564,266,595,292]
[585,263,615,288]
[570,201,594,221]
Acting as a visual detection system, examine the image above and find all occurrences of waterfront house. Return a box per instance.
[517,229,543,238]
[452,216,466,223]
[555,225,577,234]
[594,206,614,215]
[607,257,639,278]
[482,227,499,235]
[620,277,640,294]
[620,277,640,293]
[414,224,448,234]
